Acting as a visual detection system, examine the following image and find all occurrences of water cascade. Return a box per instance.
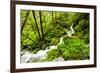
[21,23,75,63]
[66,23,74,37]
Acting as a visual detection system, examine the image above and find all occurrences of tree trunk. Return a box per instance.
[21,11,30,34]
[39,11,47,49]
[39,11,44,39]
[32,10,42,49]
[52,11,54,24]
[32,10,41,40]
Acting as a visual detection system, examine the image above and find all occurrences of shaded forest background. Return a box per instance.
[21,10,90,61]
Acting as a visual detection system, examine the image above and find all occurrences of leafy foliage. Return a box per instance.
[21,10,90,62]
[44,37,89,61]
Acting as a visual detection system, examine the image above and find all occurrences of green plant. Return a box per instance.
[21,10,90,62]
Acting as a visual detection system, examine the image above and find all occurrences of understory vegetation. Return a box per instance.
[21,10,90,62]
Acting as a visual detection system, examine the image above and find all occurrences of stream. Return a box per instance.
[21,24,74,63]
